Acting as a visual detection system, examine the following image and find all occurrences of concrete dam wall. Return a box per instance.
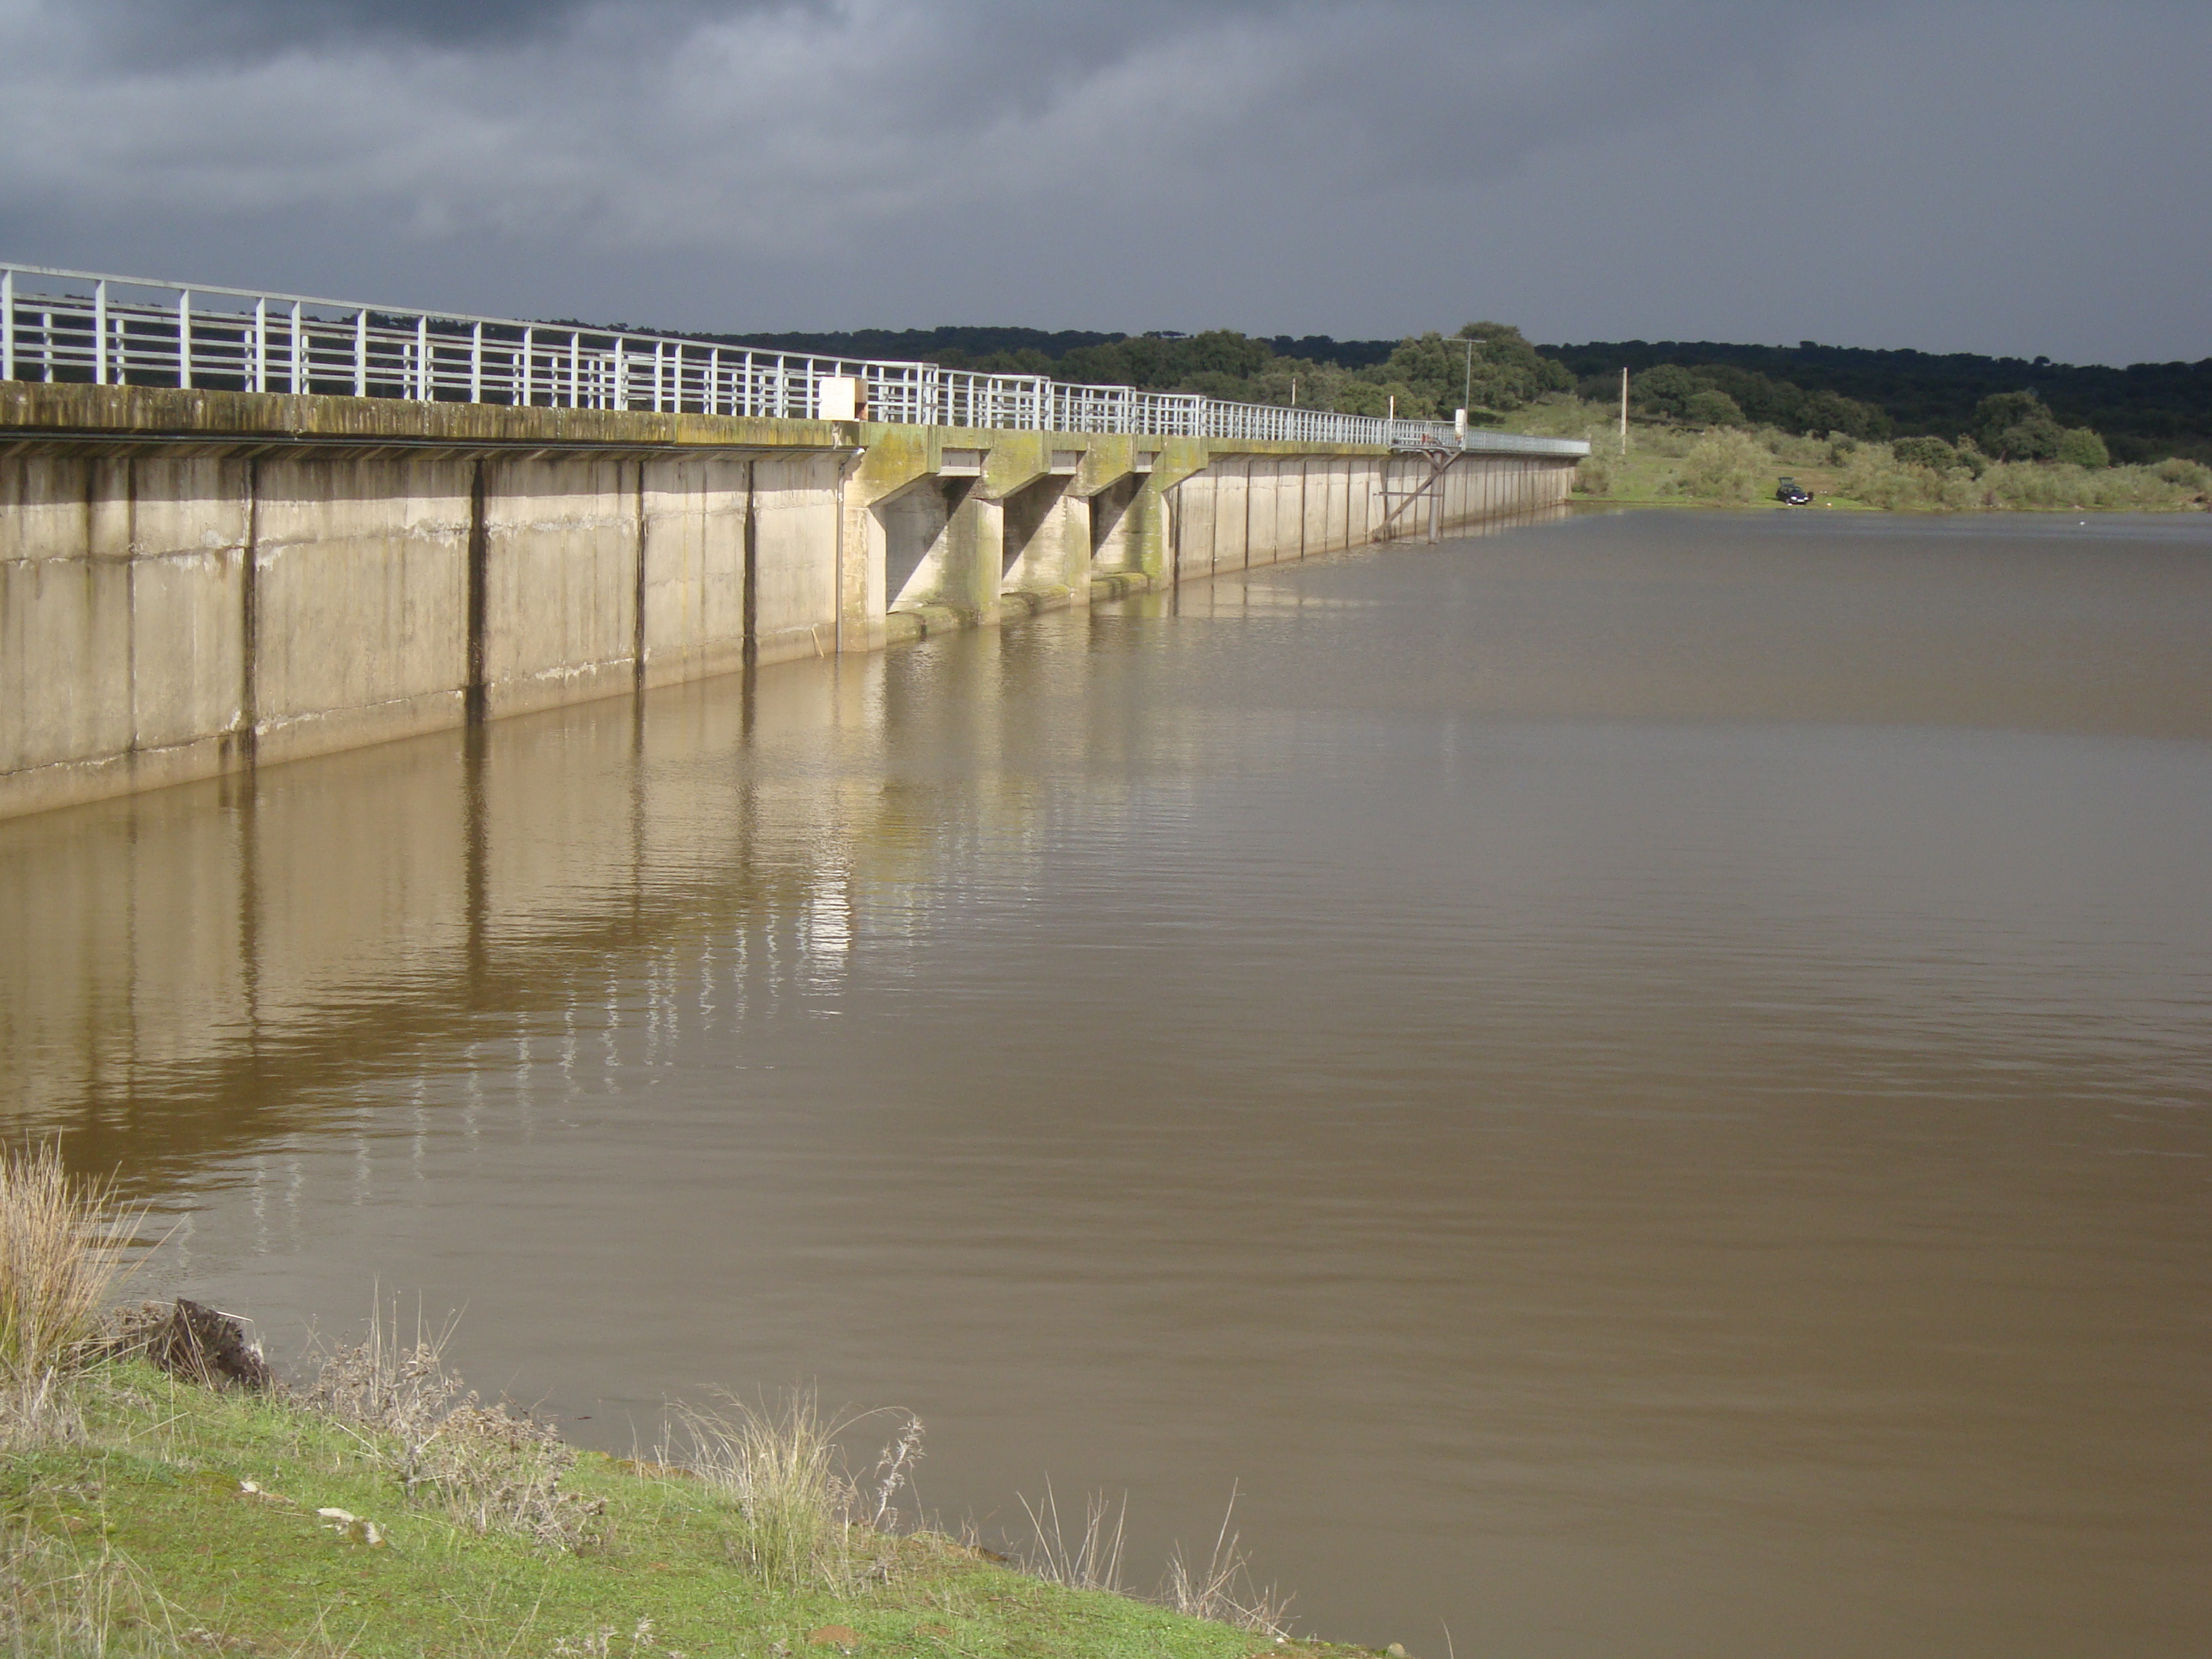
[1,382,1577,821]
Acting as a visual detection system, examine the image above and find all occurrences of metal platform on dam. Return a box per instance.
[1,262,1588,821]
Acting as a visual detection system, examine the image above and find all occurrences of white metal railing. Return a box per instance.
[0,262,1589,457]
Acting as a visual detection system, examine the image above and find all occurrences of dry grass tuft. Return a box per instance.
[306,1306,605,1551]
[0,1144,142,1445]
[1015,1481,1128,1595]
[669,1390,853,1589]
[1162,1485,1292,1639]
[666,1392,922,1592]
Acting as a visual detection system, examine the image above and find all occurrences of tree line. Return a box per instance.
[716,321,1571,424]
[1544,338,2212,464]
[693,321,2211,464]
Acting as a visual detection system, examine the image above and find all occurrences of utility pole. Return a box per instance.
[1618,367,1629,457]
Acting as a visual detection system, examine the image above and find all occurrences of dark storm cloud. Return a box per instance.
[1,0,2204,363]
[79,0,790,55]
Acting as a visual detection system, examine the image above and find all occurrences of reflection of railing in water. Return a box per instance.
[0,260,1587,458]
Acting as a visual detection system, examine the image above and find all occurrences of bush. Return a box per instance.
[1572,448,1616,496]
[1630,363,1705,418]
[1840,445,1921,509]
[1974,390,2068,461]
[1892,435,1958,470]
[1683,388,1744,427]
[1677,429,1769,501]
[306,1311,607,1550]
[1765,428,1834,466]
[2156,457,2212,489]
[2055,427,2110,468]
[1801,389,1893,440]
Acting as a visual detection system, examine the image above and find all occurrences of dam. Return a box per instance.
[0,262,1586,820]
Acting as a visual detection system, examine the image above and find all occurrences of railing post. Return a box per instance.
[470,322,483,403]
[523,326,535,405]
[94,280,108,385]
[613,336,626,411]
[289,302,303,394]
[416,314,430,400]
[352,308,367,397]
[251,298,266,393]
[1,268,12,383]
[178,289,192,389]
[570,331,581,408]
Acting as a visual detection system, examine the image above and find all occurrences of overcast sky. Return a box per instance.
[2,0,2205,364]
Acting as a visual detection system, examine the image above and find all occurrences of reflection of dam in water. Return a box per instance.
[7,647,906,1178]
[7,504,1580,1183]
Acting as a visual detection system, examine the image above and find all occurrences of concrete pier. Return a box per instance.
[1,382,1576,821]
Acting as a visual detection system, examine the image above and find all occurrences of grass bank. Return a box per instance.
[6,1360,1360,1659]
[1488,394,2212,512]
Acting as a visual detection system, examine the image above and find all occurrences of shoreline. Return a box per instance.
[8,1321,1386,1659]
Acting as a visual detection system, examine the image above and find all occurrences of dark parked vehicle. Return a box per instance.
[1776,476,1813,505]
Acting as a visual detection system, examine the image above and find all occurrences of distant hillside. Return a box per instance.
[651,318,2211,463]
[1540,340,2212,464]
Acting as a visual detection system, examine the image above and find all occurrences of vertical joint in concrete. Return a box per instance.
[239,457,261,766]
[465,458,489,724]
[741,459,759,669]
[632,460,649,692]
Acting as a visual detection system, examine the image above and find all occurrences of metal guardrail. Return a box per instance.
[0,262,1589,457]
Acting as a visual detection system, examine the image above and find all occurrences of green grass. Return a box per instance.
[1,1362,1360,1659]
[1486,394,2212,513]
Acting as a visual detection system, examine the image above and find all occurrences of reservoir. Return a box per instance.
[5,508,2208,1658]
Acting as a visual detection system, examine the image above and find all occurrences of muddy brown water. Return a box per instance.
[5,509,2209,1658]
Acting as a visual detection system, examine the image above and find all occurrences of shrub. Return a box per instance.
[1840,446,1923,509]
[306,1311,606,1549]
[2080,464,2209,510]
[1974,390,2067,461]
[2156,457,2211,489]
[1572,448,1616,495]
[1683,388,1745,427]
[1767,428,1834,467]
[2055,427,2110,468]
[1629,363,1708,418]
[1892,435,1958,470]
[1677,428,1768,501]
